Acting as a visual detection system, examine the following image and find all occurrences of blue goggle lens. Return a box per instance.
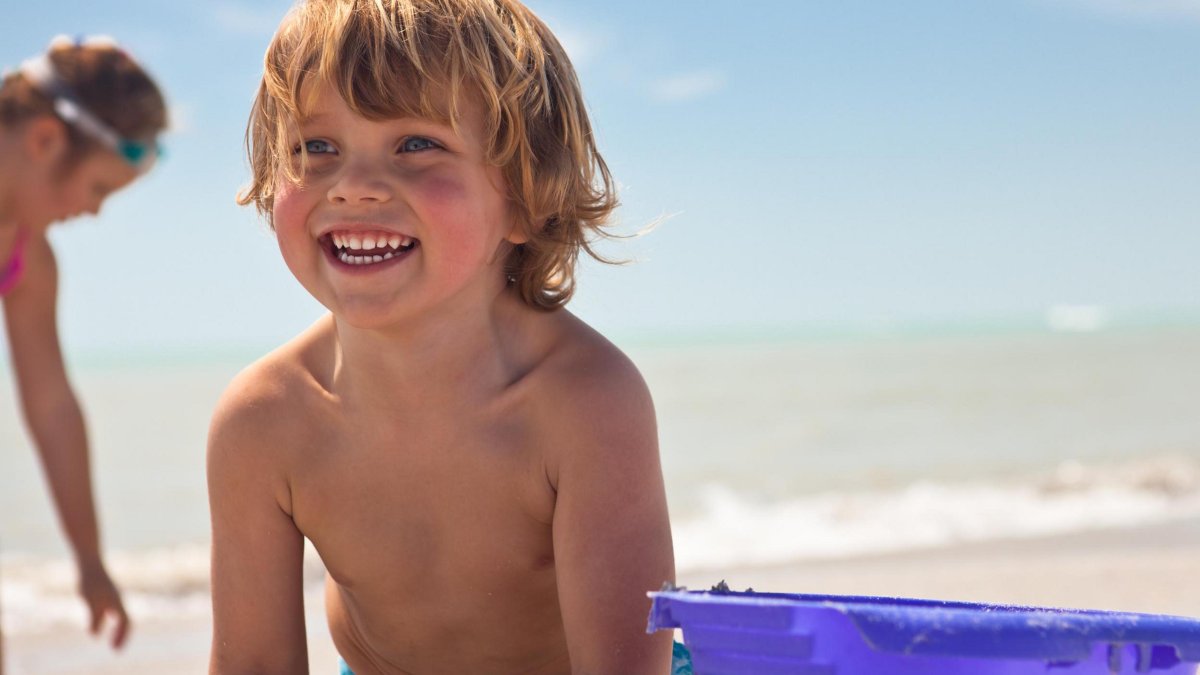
[117,139,161,169]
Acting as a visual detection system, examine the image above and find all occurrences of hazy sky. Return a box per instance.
[3,0,1198,355]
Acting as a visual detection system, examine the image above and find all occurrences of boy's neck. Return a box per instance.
[330,286,539,406]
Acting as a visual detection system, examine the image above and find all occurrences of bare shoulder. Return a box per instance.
[2,232,57,309]
[532,312,657,480]
[207,317,336,497]
[213,321,330,433]
[538,311,653,419]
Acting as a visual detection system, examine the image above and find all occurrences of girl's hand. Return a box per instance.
[78,561,131,649]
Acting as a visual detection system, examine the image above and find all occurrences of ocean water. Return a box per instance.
[2,326,1199,635]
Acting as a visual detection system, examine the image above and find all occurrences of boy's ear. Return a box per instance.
[22,116,69,167]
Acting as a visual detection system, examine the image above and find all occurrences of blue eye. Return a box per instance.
[294,139,335,155]
[399,137,438,153]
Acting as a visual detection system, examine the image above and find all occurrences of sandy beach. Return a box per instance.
[678,517,1200,617]
[4,586,342,674]
[7,519,1200,674]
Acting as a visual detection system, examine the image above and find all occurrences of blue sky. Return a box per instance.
[2,0,1198,356]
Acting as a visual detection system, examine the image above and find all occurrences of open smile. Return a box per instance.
[320,230,420,267]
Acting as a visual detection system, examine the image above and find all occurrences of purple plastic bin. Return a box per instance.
[647,590,1200,674]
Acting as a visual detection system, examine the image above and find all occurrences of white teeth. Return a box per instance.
[333,231,416,263]
[337,249,398,266]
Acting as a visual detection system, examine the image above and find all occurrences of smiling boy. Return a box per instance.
[206,1,677,674]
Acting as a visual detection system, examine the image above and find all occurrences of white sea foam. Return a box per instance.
[672,456,1200,571]
[1045,304,1109,332]
[0,542,328,637]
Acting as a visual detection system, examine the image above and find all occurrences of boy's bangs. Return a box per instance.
[292,0,469,124]
[322,52,453,126]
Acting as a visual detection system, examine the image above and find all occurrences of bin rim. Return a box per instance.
[647,589,1200,663]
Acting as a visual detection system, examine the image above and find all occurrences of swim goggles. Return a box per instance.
[14,35,161,173]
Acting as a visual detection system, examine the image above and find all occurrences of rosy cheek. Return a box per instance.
[272,182,308,231]
[414,176,479,232]
[417,175,467,208]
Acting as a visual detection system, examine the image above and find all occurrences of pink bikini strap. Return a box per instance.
[0,228,30,296]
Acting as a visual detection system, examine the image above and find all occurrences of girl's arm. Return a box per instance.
[2,232,129,648]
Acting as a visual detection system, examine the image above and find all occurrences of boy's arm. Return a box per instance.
[2,234,129,648]
[549,357,676,675]
[207,376,308,674]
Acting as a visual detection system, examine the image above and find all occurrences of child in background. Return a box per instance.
[207,0,680,673]
[0,35,167,660]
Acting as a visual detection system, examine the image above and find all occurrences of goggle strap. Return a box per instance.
[53,97,123,153]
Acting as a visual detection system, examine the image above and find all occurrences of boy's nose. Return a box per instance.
[327,165,394,204]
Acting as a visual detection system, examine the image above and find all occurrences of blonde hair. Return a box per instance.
[240,0,618,310]
[0,38,167,166]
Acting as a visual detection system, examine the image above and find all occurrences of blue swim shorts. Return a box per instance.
[338,642,692,674]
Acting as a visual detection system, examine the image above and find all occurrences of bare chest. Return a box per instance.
[291,407,569,673]
[289,409,557,595]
